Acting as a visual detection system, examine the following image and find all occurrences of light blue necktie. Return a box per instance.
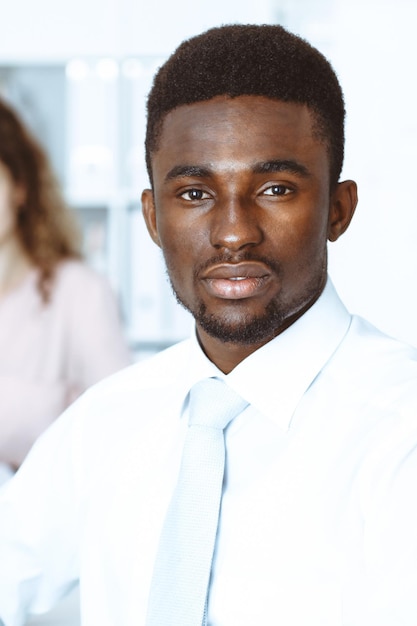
[146,377,248,626]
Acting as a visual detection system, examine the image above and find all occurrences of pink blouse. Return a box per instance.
[0,260,131,467]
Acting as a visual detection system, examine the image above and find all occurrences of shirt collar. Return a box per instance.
[181,278,352,430]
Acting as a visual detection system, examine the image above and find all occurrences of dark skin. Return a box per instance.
[142,96,357,373]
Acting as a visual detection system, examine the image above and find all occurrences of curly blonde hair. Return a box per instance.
[0,96,82,302]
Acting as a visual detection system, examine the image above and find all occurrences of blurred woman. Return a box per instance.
[0,97,131,476]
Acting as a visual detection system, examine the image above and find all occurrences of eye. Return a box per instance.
[180,188,210,201]
[263,184,292,196]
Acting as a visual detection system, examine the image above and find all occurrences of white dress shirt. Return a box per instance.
[0,278,417,626]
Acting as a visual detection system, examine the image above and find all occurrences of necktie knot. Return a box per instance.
[188,377,248,430]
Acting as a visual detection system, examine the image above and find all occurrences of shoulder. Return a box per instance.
[53,259,109,292]
[345,315,417,374]
[329,314,417,412]
[57,338,192,438]
[50,260,118,311]
[64,338,192,413]
[87,338,193,396]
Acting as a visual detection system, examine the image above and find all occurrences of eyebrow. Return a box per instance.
[252,159,310,177]
[165,165,212,182]
[164,159,310,183]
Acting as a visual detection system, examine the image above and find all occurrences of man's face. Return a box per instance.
[142,95,355,367]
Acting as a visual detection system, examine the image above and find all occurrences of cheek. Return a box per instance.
[270,209,327,251]
[265,209,329,282]
[158,214,208,263]
[295,221,329,270]
[158,229,196,283]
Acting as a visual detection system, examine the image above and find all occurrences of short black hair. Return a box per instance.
[145,24,345,188]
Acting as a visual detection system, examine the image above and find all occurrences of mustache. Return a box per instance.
[193,251,282,278]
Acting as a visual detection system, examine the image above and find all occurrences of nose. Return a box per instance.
[209,197,263,251]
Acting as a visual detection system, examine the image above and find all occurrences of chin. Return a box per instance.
[193,301,287,345]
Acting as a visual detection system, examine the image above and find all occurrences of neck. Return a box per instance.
[0,235,33,298]
[196,328,271,374]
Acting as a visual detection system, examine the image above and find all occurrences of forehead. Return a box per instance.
[151,95,328,177]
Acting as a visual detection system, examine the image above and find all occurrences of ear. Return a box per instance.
[327,180,358,242]
[141,188,161,247]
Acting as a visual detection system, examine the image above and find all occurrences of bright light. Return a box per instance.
[122,58,144,80]
[66,59,89,81]
[96,58,119,81]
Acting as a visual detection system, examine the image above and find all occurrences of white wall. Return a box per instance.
[336,0,417,348]
[0,0,272,61]
[318,0,416,347]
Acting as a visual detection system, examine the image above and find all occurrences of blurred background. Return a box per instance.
[1,0,416,358]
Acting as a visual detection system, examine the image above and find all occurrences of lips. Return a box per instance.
[201,262,272,300]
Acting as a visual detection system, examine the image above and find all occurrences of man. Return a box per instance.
[1,23,417,626]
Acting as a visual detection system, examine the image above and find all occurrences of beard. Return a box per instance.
[165,251,326,346]
[190,297,291,344]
